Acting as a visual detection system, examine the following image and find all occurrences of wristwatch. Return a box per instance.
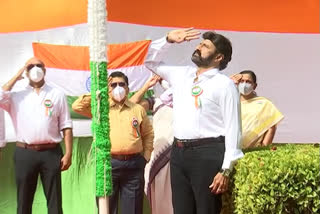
[219,169,231,177]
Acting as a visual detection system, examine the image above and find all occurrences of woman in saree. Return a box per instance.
[131,76,174,214]
[232,70,284,149]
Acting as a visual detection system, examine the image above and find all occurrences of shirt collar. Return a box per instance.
[110,98,133,109]
[26,82,48,92]
[199,68,220,79]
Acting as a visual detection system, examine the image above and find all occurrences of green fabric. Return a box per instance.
[128,89,154,99]
[67,96,89,120]
[0,138,96,214]
[0,138,151,213]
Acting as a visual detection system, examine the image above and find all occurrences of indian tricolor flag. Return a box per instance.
[31,40,152,121]
[32,40,152,99]
[1,0,319,143]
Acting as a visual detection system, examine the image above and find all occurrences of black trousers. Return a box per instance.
[109,155,146,214]
[14,145,63,214]
[170,138,225,214]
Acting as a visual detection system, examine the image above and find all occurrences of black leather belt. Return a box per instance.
[174,136,225,148]
[111,153,140,161]
[16,142,58,151]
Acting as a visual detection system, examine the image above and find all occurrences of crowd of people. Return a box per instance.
[0,28,283,214]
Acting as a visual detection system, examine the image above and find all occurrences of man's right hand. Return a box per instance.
[166,28,201,43]
[2,66,26,91]
[15,66,26,80]
[146,75,161,89]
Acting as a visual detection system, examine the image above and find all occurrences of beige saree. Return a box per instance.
[241,96,284,149]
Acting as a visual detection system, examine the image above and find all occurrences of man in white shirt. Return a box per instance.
[145,28,244,214]
[0,57,73,214]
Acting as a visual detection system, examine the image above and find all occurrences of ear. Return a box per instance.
[215,53,224,63]
[253,83,257,90]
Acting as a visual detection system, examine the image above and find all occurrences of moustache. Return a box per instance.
[192,50,201,57]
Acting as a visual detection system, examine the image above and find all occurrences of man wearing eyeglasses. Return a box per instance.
[0,57,73,214]
[72,71,154,214]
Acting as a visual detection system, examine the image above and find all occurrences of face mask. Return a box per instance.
[238,82,254,95]
[28,66,44,83]
[112,86,126,102]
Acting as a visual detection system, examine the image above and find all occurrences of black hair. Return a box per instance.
[202,31,232,70]
[109,71,129,85]
[240,70,257,84]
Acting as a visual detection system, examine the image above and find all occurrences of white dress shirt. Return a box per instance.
[145,37,244,169]
[0,83,72,144]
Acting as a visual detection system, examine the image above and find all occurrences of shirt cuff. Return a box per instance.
[222,149,244,170]
[0,140,7,148]
[60,120,73,130]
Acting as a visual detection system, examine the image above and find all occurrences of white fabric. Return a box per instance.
[1,22,320,143]
[88,0,107,62]
[150,164,173,214]
[144,97,174,214]
[44,66,152,96]
[0,83,72,144]
[144,98,174,193]
[145,37,244,169]
[0,109,5,147]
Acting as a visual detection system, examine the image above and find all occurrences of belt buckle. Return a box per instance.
[176,141,184,148]
[34,145,40,151]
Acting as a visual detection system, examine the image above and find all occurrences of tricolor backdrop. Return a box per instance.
[0,1,319,144]
[0,0,319,213]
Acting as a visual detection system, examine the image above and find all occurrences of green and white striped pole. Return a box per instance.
[88,0,112,213]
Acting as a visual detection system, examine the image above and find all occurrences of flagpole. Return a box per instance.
[88,0,112,213]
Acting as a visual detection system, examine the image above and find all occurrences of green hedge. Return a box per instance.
[225,144,320,214]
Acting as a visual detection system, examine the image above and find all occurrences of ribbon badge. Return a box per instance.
[132,117,140,138]
[44,99,53,116]
[191,85,203,109]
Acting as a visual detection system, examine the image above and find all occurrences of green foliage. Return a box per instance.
[231,144,320,214]
[90,61,112,196]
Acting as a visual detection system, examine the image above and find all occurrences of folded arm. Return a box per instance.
[261,125,277,146]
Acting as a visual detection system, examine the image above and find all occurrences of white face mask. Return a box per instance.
[28,66,44,83]
[112,86,126,102]
[238,82,254,95]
